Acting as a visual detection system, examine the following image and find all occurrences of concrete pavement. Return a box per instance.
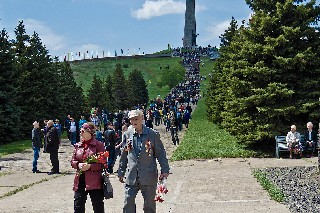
[1,140,318,213]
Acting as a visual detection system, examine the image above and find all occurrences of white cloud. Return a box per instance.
[201,13,251,47]
[202,20,230,43]
[132,0,206,20]
[23,19,66,53]
[132,0,185,20]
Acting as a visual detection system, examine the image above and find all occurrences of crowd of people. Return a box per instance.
[30,50,204,212]
[28,47,320,212]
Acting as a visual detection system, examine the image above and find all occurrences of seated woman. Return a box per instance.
[286,125,302,158]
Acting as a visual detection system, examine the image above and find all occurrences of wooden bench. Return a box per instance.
[275,135,314,158]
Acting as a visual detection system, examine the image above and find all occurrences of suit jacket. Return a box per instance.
[45,126,59,153]
[304,130,318,142]
[118,125,170,186]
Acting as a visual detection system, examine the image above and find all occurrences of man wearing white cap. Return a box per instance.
[118,109,170,213]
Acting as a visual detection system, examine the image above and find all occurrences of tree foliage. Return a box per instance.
[127,68,149,107]
[112,64,129,110]
[206,0,320,145]
[57,62,86,120]
[103,74,115,112]
[88,73,104,110]
[157,62,185,88]
[0,29,21,143]
[0,21,85,142]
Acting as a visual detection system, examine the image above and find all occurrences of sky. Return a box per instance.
[0,0,252,59]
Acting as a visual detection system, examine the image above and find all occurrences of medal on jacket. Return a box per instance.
[145,139,153,156]
[125,138,133,151]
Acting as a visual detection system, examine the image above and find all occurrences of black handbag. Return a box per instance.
[102,169,113,199]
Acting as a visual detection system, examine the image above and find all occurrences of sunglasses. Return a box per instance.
[80,129,87,134]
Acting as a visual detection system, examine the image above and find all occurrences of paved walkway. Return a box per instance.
[0,125,318,212]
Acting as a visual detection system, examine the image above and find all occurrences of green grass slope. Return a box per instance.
[71,57,185,99]
[171,98,256,161]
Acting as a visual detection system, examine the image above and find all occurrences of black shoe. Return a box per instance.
[32,170,41,173]
[47,171,60,175]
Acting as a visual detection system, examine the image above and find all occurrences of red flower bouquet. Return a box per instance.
[78,151,109,175]
[154,178,168,203]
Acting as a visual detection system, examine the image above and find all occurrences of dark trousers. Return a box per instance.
[107,147,115,173]
[170,127,179,145]
[74,175,105,213]
[49,150,59,173]
[305,141,317,153]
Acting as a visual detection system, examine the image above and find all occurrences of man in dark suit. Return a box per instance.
[104,122,116,174]
[304,122,318,156]
[118,109,170,213]
[45,120,60,174]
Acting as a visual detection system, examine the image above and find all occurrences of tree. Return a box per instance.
[87,74,104,110]
[57,61,87,120]
[102,74,115,112]
[158,62,185,88]
[112,64,129,110]
[219,16,239,49]
[127,69,149,108]
[207,0,320,145]
[0,29,21,143]
[13,26,62,135]
[206,17,242,124]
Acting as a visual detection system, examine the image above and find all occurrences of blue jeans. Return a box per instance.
[71,131,77,145]
[32,148,40,172]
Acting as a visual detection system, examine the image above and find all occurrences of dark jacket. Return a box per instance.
[104,128,116,148]
[70,138,106,191]
[45,126,59,153]
[304,130,318,142]
[32,128,42,149]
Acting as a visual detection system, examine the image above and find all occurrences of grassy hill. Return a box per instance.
[2,56,256,159]
[70,56,215,100]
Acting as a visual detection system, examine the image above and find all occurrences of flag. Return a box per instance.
[121,49,123,54]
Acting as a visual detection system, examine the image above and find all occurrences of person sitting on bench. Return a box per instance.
[286,125,302,158]
[304,122,318,157]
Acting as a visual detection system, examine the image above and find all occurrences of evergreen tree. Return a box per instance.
[206,17,242,124]
[87,74,104,110]
[207,0,320,145]
[13,20,29,86]
[0,29,21,143]
[14,27,61,135]
[112,64,129,110]
[127,69,149,108]
[13,20,29,58]
[219,16,239,49]
[103,74,115,112]
[57,61,86,120]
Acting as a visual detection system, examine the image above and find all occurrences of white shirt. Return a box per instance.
[70,122,76,132]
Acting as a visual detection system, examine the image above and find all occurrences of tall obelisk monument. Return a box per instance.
[183,0,196,48]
